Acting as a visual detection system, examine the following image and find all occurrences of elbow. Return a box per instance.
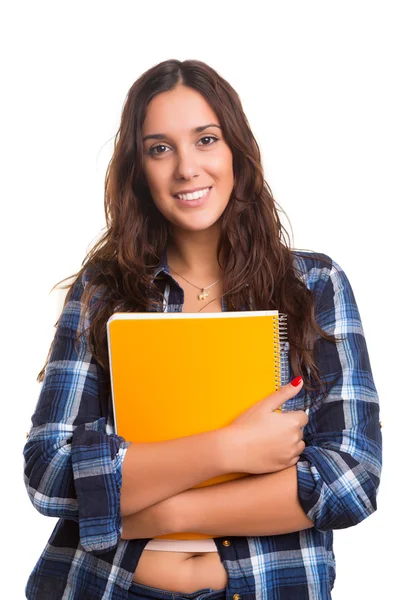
[23,439,79,521]
[24,477,79,520]
[314,482,379,531]
[297,453,381,531]
[342,468,380,528]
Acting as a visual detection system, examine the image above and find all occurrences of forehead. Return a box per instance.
[142,86,219,135]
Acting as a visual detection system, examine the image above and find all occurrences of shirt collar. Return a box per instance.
[152,246,170,280]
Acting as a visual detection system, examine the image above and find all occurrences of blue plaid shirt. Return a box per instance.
[23,251,382,599]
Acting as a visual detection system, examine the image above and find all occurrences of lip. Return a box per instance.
[173,185,213,196]
[174,186,212,208]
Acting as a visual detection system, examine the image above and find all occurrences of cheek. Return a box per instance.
[144,167,169,198]
[213,149,234,179]
[217,164,234,192]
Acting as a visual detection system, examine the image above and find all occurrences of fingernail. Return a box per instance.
[291,376,303,387]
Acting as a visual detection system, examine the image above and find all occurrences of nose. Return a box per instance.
[173,147,199,180]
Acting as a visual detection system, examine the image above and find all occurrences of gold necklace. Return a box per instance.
[168,267,221,300]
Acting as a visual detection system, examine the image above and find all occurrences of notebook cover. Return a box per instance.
[107,311,282,539]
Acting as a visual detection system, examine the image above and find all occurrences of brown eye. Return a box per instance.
[148,144,169,156]
[198,136,219,146]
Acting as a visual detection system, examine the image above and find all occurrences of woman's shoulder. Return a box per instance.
[68,263,106,299]
[290,249,344,296]
[291,248,333,270]
[57,264,106,329]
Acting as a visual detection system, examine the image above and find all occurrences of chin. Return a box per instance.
[171,207,227,230]
[175,217,222,232]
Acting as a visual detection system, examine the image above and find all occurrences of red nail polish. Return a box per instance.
[291,376,303,387]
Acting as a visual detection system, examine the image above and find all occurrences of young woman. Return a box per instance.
[23,59,382,600]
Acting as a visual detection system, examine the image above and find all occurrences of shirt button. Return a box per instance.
[379,421,382,429]
[222,540,231,547]
[233,595,241,600]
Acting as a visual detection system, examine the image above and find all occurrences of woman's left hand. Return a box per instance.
[121,496,177,540]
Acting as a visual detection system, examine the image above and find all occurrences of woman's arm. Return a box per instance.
[295,257,382,530]
[172,466,314,536]
[121,466,314,539]
[23,273,130,554]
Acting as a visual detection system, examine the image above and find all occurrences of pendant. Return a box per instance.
[198,288,209,300]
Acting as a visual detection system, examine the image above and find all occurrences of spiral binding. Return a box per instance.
[278,313,288,342]
[273,313,289,411]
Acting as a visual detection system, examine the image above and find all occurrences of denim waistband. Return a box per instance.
[128,580,226,600]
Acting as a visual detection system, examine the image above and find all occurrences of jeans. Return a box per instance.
[127,580,226,600]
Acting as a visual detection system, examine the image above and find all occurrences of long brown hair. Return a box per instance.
[38,58,341,404]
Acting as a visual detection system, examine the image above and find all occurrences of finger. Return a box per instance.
[289,441,305,463]
[297,440,306,453]
[268,377,304,412]
[291,410,309,428]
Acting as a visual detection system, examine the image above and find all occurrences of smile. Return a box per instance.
[175,187,212,201]
[174,187,212,208]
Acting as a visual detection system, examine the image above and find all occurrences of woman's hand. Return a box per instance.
[222,378,308,475]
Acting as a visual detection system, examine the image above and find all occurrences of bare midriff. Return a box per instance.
[131,287,227,593]
[132,550,228,592]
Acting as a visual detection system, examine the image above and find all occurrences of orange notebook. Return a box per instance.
[106,310,287,539]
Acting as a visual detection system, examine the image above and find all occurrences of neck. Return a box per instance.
[167,225,222,281]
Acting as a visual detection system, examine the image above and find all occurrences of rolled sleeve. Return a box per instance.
[296,257,382,531]
[70,418,130,552]
[23,274,130,554]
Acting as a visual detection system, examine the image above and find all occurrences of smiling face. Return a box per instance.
[141,85,234,235]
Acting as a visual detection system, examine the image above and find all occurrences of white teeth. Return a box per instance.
[177,187,210,201]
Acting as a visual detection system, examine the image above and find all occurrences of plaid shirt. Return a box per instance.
[23,251,382,599]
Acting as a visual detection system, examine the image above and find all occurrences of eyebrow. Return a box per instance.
[142,123,222,143]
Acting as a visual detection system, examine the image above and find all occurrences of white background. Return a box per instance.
[2,1,398,598]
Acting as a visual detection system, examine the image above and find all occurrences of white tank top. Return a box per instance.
[144,538,218,552]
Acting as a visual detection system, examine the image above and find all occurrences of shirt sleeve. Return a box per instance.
[23,273,131,554]
[296,257,382,531]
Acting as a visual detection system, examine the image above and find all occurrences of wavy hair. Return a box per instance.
[38,58,341,404]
